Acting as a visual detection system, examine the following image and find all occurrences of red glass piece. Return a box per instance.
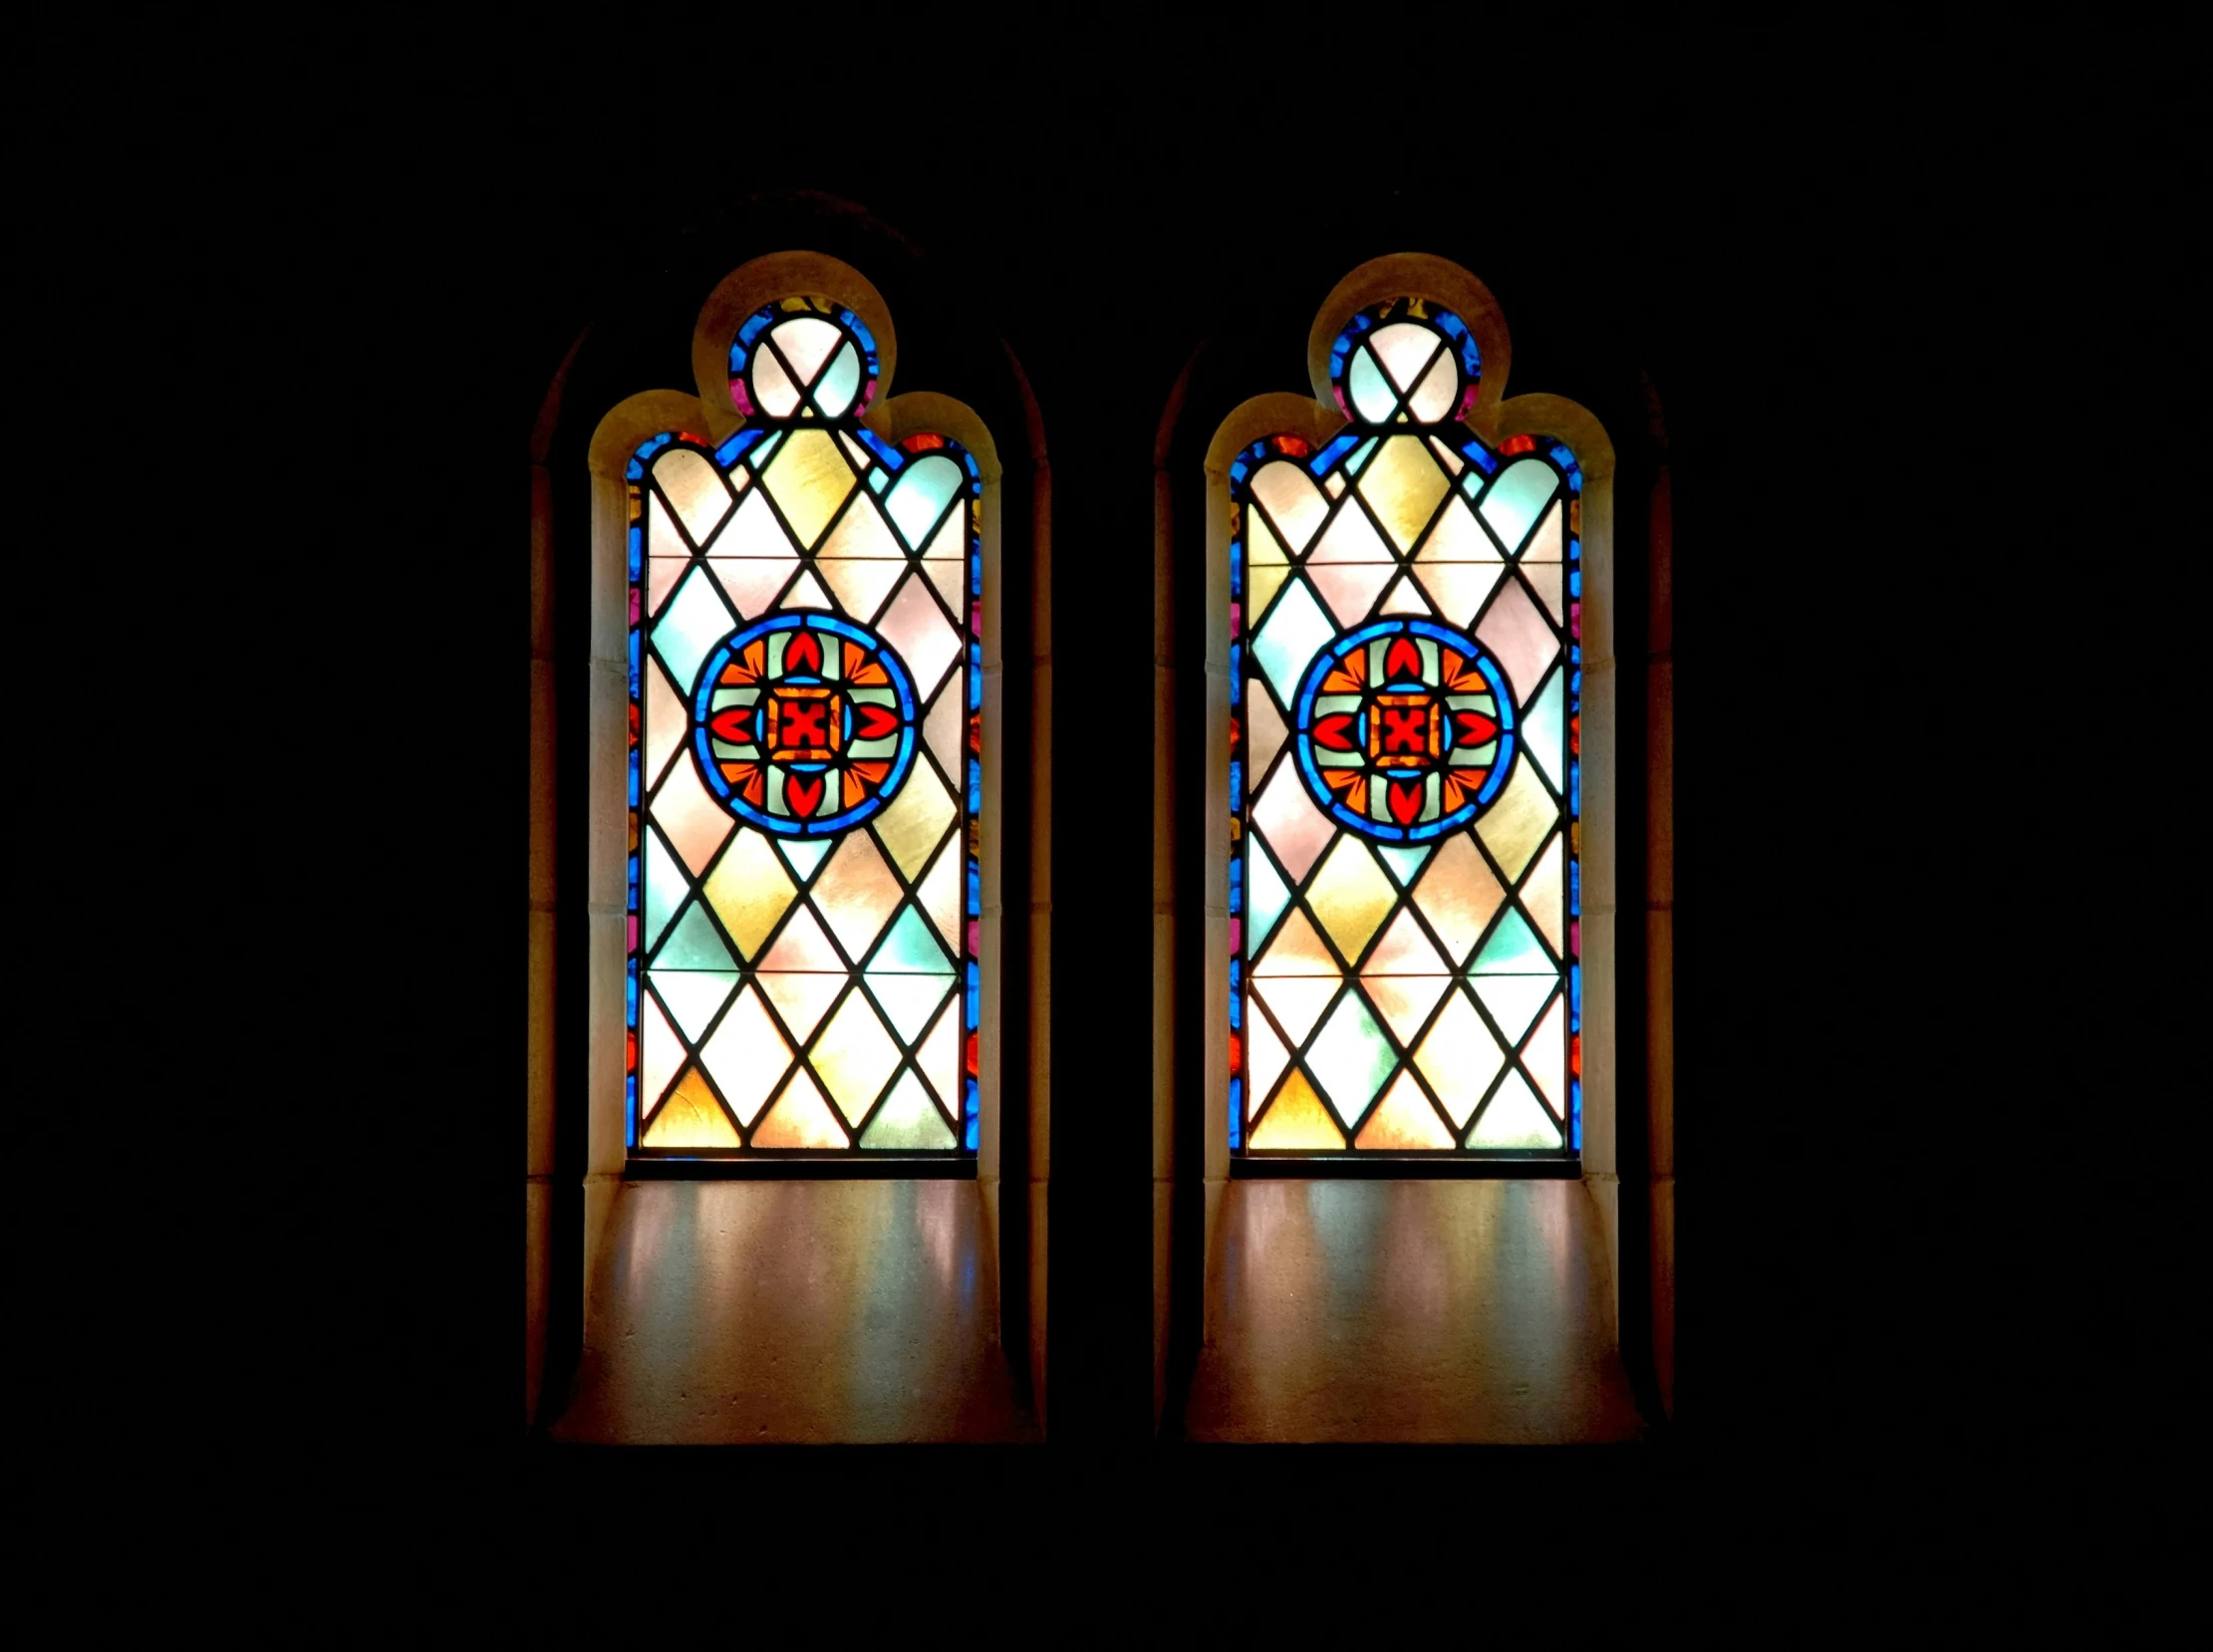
[902,432,948,451]
[855,703,901,740]
[783,631,823,676]
[1384,637,1424,684]
[785,773,824,818]
[1387,778,1424,825]
[1313,712,1358,751]
[1453,709,1500,744]
[1379,704,1429,754]
[1501,434,1536,455]
[707,708,750,743]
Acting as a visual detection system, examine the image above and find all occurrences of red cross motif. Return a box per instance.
[777,699,829,747]
[1379,704,1430,754]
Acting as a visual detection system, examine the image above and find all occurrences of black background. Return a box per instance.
[64,24,2194,1582]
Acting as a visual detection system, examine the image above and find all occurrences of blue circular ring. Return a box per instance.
[690,612,920,837]
[1290,618,1518,844]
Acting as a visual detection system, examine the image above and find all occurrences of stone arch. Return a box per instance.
[530,224,1050,1438]
[1153,251,1670,1438]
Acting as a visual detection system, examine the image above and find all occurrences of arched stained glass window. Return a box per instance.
[627,294,982,1158]
[1232,296,1584,1158]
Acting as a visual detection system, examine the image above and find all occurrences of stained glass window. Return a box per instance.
[1232,299,1582,1157]
[626,296,982,1157]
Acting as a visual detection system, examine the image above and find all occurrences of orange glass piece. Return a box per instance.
[751,1069,849,1149]
[640,1065,741,1149]
[1247,1068,1345,1150]
[1354,1070,1455,1150]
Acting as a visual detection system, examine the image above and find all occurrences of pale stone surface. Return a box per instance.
[586,913,627,1176]
[1028,908,1052,1182]
[1582,910,1618,1180]
[552,1180,1036,1444]
[530,465,556,661]
[1646,908,1675,1179]
[978,913,1002,1183]
[1585,1172,1621,1345]
[1581,659,1618,916]
[586,664,626,911]
[1651,1176,1676,1418]
[1184,1180,1642,1444]
[527,909,555,1178]
[1027,1180,1049,1431]
[526,1181,550,1427]
[1646,656,1674,908]
[529,664,557,909]
[1154,1178,1174,1432]
[1153,910,1176,1182]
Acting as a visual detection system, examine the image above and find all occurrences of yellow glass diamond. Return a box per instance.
[1356,435,1451,555]
[1302,835,1400,965]
[760,428,856,551]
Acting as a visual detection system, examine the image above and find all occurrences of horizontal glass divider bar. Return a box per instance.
[1232,1157,1578,1181]
[624,1157,977,1181]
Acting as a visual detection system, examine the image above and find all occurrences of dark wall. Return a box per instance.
[491,62,2150,1451]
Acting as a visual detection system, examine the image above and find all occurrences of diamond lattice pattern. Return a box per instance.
[1239,420,1579,1153]
[630,418,976,1152]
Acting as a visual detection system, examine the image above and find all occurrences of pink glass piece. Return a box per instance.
[1521,990,1568,1113]
[756,969,845,1045]
[876,574,964,702]
[643,658,687,793]
[751,1068,847,1147]
[1250,764,1337,884]
[757,904,844,972]
[1308,561,1395,627]
[917,996,962,1110]
[648,556,688,619]
[1250,459,1328,555]
[648,747,733,877]
[1474,576,1558,706]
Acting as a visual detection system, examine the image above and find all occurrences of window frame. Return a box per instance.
[1198,255,1620,1190]
[586,253,1008,1181]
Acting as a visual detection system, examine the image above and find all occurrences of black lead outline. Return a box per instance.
[626,418,984,1159]
[1233,429,1582,1159]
